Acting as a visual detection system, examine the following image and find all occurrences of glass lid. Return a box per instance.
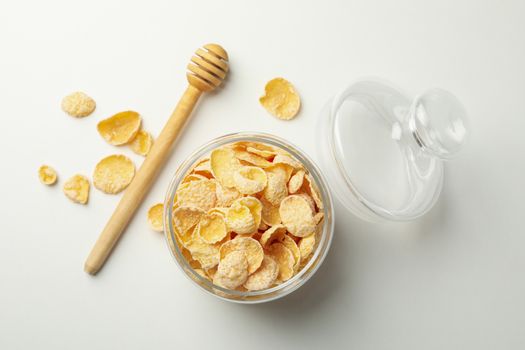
[318,79,469,222]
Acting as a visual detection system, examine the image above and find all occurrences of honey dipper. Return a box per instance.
[84,44,229,275]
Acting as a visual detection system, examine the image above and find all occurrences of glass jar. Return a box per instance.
[163,132,334,303]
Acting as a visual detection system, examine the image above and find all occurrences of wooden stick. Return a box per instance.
[84,44,228,275]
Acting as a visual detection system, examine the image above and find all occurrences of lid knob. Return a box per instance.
[407,88,469,159]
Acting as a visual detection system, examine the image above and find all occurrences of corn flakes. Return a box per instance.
[233,166,267,195]
[210,148,241,188]
[243,255,279,291]
[198,212,228,244]
[63,174,90,204]
[61,91,96,118]
[213,251,249,289]
[147,203,164,232]
[38,165,57,185]
[267,242,295,281]
[279,195,315,237]
[260,197,281,226]
[225,202,256,235]
[260,224,286,248]
[173,206,205,237]
[97,110,141,145]
[93,154,135,194]
[216,182,241,207]
[130,130,153,156]
[170,141,325,292]
[175,179,216,211]
[219,236,263,274]
[259,78,301,120]
[234,150,273,168]
[234,196,263,229]
[288,169,305,194]
[299,234,316,262]
[186,237,220,270]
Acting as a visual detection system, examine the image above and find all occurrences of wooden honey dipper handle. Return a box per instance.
[84,44,229,275]
[84,86,201,275]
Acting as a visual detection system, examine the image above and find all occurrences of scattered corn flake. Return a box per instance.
[288,170,305,194]
[233,166,267,195]
[234,196,263,229]
[175,179,216,211]
[38,165,58,185]
[244,255,279,291]
[97,110,141,145]
[279,195,315,237]
[259,224,286,248]
[279,234,301,271]
[299,234,316,262]
[234,150,273,168]
[198,212,228,244]
[129,130,153,156]
[225,202,256,235]
[258,222,269,231]
[210,148,241,188]
[219,236,264,274]
[267,242,295,281]
[216,182,241,206]
[61,91,96,118]
[93,154,135,194]
[213,251,249,289]
[147,203,164,232]
[63,174,90,204]
[259,78,301,120]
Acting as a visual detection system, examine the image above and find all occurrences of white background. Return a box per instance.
[1,0,524,349]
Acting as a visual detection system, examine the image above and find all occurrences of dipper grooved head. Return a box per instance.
[187,44,229,92]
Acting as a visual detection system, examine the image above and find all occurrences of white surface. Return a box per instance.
[1,0,524,349]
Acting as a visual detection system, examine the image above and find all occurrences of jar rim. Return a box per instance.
[163,132,335,303]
